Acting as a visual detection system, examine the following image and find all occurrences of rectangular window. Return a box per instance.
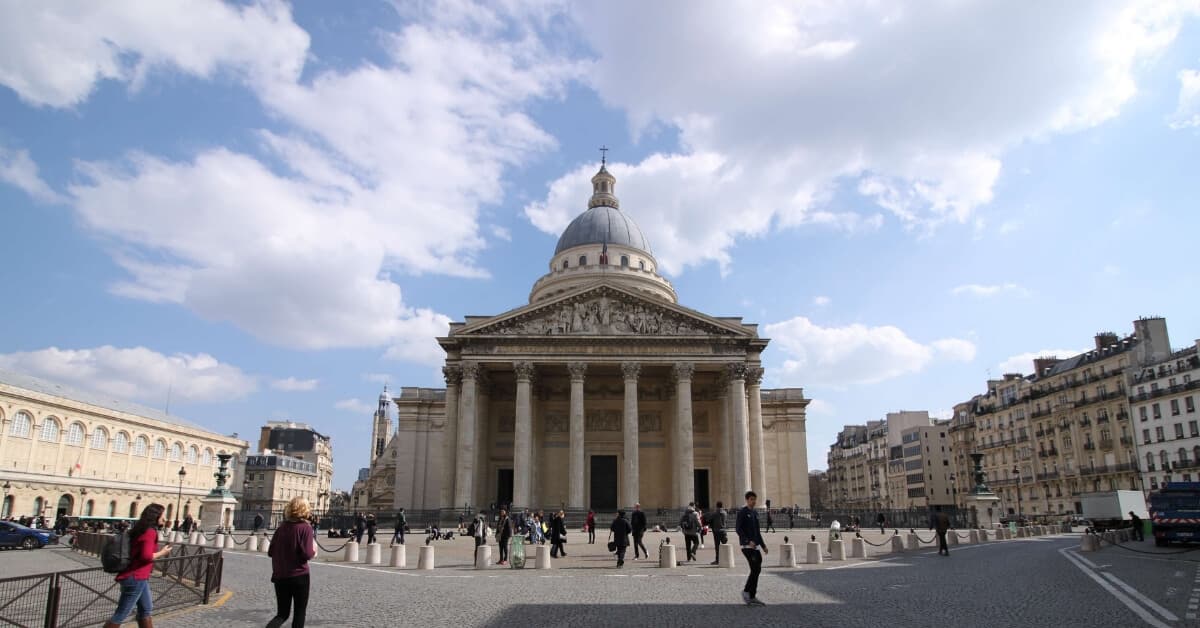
[1190,421,1198,437]
[1172,399,1181,415]
[1153,403,1162,419]
[1187,397,1195,413]
[1175,424,1185,439]
[1140,407,1148,421]
[1156,426,1165,442]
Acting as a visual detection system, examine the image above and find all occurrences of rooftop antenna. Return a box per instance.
[599,145,608,166]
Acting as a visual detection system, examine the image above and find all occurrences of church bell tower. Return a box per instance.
[370,386,393,464]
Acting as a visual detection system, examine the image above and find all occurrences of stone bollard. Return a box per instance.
[534,544,552,569]
[948,532,959,546]
[365,543,382,565]
[214,533,225,548]
[1016,527,1026,539]
[474,544,492,569]
[805,541,822,564]
[851,537,867,558]
[718,544,735,568]
[779,543,796,568]
[225,535,237,550]
[1080,534,1099,552]
[247,536,259,552]
[158,531,167,543]
[196,535,207,547]
[659,542,677,568]
[829,539,846,561]
[189,532,199,545]
[906,533,919,550]
[969,529,980,544]
[344,541,360,563]
[891,535,905,552]
[261,538,270,554]
[418,545,435,569]
[390,544,407,568]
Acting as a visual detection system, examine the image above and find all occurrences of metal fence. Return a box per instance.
[0,534,223,628]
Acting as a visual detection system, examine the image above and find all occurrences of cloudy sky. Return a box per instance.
[2,1,1198,491]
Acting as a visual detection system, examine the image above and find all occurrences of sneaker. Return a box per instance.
[617,560,624,567]
[710,561,719,565]
[749,598,766,606]
[741,591,752,605]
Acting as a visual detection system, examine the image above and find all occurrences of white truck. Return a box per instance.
[1080,490,1149,532]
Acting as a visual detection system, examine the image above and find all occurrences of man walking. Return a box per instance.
[253,512,265,534]
[765,507,776,534]
[877,512,886,535]
[586,510,596,544]
[354,512,366,544]
[472,511,488,548]
[391,508,407,546]
[680,504,701,561]
[609,510,632,567]
[736,491,767,605]
[930,505,951,556]
[366,513,378,545]
[708,501,728,565]
[1129,511,1144,542]
[630,503,648,560]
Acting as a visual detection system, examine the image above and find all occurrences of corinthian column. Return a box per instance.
[746,366,766,502]
[440,365,461,509]
[567,362,587,509]
[673,362,695,509]
[621,361,641,508]
[453,363,479,509]
[727,363,751,496]
[513,361,535,508]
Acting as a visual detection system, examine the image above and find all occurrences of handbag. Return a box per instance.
[607,541,617,552]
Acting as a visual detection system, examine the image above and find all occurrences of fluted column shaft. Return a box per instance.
[513,362,534,508]
[727,363,751,496]
[673,362,695,508]
[568,362,587,509]
[747,367,766,502]
[440,366,461,509]
[621,361,641,508]
[453,363,479,509]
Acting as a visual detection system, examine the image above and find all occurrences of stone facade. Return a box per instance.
[255,421,333,512]
[1130,339,1200,490]
[241,453,319,524]
[0,368,248,523]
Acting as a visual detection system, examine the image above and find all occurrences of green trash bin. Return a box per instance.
[510,536,526,569]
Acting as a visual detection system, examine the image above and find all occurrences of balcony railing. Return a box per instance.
[1097,414,1110,424]
[1117,410,1130,421]
[1038,449,1059,459]
[1100,439,1114,451]
[1079,418,1092,427]
[1036,471,1060,481]
[1083,442,1096,450]
[1120,436,1134,447]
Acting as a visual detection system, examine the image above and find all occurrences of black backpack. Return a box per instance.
[101,531,131,574]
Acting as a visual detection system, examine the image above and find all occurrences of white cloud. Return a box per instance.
[0,145,64,203]
[1169,66,1200,129]
[526,1,1195,273]
[334,398,374,415]
[270,377,319,392]
[0,345,256,403]
[997,348,1087,375]
[763,316,974,387]
[0,0,308,108]
[806,399,835,416]
[363,373,392,385]
[950,283,1030,298]
[813,296,831,307]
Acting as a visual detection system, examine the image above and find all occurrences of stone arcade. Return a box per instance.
[369,163,811,514]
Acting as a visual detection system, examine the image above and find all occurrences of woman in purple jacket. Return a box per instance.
[267,497,316,628]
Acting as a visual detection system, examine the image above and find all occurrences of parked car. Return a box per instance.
[0,521,55,549]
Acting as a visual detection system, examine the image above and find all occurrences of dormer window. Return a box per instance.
[620,255,629,267]
[579,255,587,266]
[562,259,569,269]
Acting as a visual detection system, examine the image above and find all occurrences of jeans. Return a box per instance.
[551,540,565,557]
[936,530,949,554]
[392,528,405,545]
[498,537,509,562]
[616,546,626,564]
[742,548,762,598]
[588,528,595,544]
[713,530,726,562]
[109,578,153,623]
[684,534,699,560]
[268,573,310,628]
[632,532,647,558]
[367,528,377,544]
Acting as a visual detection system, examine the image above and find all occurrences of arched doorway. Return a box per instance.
[56,494,74,519]
[166,503,174,523]
[84,500,94,516]
[108,501,117,517]
[33,496,44,518]
[129,502,139,518]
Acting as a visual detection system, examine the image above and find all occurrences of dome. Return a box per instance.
[554,205,652,255]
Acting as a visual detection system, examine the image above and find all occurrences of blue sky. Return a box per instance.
[1,1,1198,491]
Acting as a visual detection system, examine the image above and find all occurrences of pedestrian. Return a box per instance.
[473,511,488,548]
[736,491,768,606]
[630,503,648,560]
[103,503,174,628]
[788,508,795,530]
[765,507,776,534]
[586,510,596,544]
[708,501,728,565]
[496,509,513,565]
[680,504,701,561]
[609,510,632,567]
[550,510,568,558]
[353,512,366,544]
[266,497,316,628]
[877,512,886,535]
[1129,511,1144,542]
[391,508,407,546]
[458,512,466,533]
[930,505,951,556]
[253,512,265,534]
[698,507,708,549]
[181,514,194,535]
[366,513,377,545]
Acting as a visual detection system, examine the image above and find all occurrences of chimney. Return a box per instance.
[1033,357,1061,377]
[1094,332,1118,350]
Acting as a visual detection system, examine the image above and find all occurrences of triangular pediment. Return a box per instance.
[453,282,753,338]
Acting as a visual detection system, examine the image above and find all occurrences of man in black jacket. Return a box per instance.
[630,503,648,560]
[707,502,728,565]
[736,491,768,606]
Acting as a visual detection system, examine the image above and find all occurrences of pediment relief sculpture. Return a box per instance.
[465,291,741,337]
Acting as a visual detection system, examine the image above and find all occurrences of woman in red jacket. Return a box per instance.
[104,503,173,628]
[267,497,316,628]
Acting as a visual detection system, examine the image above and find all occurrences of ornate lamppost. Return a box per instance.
[3,480,12,518]
[175,467,187,530]
[1012,466,1022,525]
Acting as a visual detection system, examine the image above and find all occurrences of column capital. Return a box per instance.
[672,362,695,382]
[567,362,588,381]
[442,365,462,387]
[746,366,764,387]
[726,362,747,381]
[513,361,536,382]
[620,361,641,380]
[461,362,481,380]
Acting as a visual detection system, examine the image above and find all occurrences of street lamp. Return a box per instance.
[3,480,11,518]
[949,474,957,509]
[1012,466,1022,526]
[175,467,186,530]
[79,487,87,517]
